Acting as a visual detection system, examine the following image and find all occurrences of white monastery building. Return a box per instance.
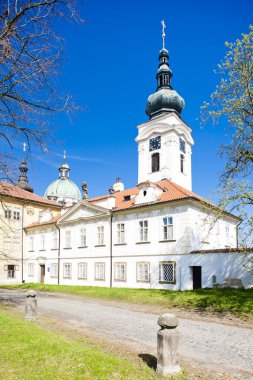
[1,25,252,288]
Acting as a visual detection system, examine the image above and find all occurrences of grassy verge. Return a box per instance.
[1,283,253,318]
[1,308,177,380]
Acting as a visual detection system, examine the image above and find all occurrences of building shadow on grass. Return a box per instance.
[138,353,157,371]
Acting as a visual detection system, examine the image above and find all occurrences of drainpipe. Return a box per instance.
[56,224,61,285]
[21,204,25,283]
[110,210,113,288]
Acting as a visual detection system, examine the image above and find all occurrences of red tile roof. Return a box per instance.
[25,214,61,228]
[0,181,61,207]
[89,179,204,210]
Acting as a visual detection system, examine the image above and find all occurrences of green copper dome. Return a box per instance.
[44,156,81,204]
[146,48,185,119]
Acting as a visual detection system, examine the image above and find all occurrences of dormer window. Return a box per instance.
[151,153,160,172]
[143,190,147,196]
[124,195,131,201]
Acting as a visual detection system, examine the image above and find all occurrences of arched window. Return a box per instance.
[180,154,184,173]
[152,153,160,172]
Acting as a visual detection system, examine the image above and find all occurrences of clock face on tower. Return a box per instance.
[149,136,161,151]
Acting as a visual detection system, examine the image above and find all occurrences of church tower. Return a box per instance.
[17,143,34,193]
[136,21,194,190]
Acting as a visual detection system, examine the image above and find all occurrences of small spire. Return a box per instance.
[63,150,66,163]
[23,142,27,153]
[161,20,166,50]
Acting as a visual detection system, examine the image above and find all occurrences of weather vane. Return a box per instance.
[161,19,166,49]
[23,142,27,152]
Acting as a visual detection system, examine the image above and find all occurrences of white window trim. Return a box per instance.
[136,262,150,283]
[65,230,71,249]
[116,223,125,244]
[159,261,176,284]
[50,263,58,278]
[94,262,105,281]
[63,263,72,279]
[114,262,127,282]
[28,263,34,277]
[162,216,174,241]
[78,262,87,280]
[79,227,87,247]
[97,226,105,246]
[138,220,149,242]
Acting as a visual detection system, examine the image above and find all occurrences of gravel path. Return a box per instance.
[1,289,253,379]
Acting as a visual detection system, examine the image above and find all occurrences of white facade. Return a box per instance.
[24,198,252,289]
[136,113,194,190]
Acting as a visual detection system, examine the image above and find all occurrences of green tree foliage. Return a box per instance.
[201,25,253,246]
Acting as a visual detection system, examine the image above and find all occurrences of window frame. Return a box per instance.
[159,261,176,284]
[136,262,150,283]
[50,263,58,278]
[28,263,34,277]
[180,153,185,173]
[116,223,125,244]
[4,209,11,219]
[97,226,105,246]
[65,230,71,249]
[139,220,149,242]
[114,262,127,282]
[162,217,174,241]
[79,227,87,247]
[151,152,160,172]
[40,234,45,250]
[94,262,105,281]
[78,262,88,280]
[63,263,72,279]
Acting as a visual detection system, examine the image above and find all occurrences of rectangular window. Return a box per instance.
[50,263,58,278]
[40,234,45,250]
[179,137,186,153]
[28,263,34,277]
[4,209,11,219]
[80,228,86,247]
[163,217,173,240]
[13,210,20,220]
[78,263,87,279]
[114,262,127,282]
[7,265,15,278]
[117,223,125,244]
[29,236,34,251]
[95,262,105,281]
[159,261,176,284]
[139,220,148,242]
[65,230,71,248]
[225,225,230,242]
[52,231,58,249]
[136,262,150,282]
[97,226,104,245]
[63,263,71,278]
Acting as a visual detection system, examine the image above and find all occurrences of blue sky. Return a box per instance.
[19,0,252,200]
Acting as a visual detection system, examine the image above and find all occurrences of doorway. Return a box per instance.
[192,266,202,289]
[40,264,45,283]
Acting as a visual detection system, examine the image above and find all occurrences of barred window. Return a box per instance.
[114,263,127,282]
[159,262,176,283]
[65,230,71,248]
[63,263,71,278]
[163,217,173,240]
[139,220,148,242]
[40,234,45,250]
[95,263,105,281]
[80,228,86,247]
[97,226,104,245]
[50,263,58,278]
[117,223,125,244]
[78,263,87,279]
[136,262,150,282]
[52,231,58,249]
[28,263,34,277]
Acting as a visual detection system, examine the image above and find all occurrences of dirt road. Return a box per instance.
[1,289,252,379]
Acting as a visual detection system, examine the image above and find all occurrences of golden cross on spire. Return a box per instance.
[23,142,27,152]
[161,19,166,49]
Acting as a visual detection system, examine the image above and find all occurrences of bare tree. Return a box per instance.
[0,0,82,181]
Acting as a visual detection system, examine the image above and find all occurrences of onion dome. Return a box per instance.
[17,158,34,193]
[145,22,185,119]
[44,152,81,205]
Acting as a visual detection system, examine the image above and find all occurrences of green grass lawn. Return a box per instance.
[1,284,253,318]
[0,310,168,380]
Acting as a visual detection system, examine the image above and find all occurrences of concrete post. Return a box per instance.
[25,290,37,321]
[157,313,180,375]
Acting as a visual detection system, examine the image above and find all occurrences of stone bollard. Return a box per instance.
[157,313,180,375]
[25,290,37,321]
